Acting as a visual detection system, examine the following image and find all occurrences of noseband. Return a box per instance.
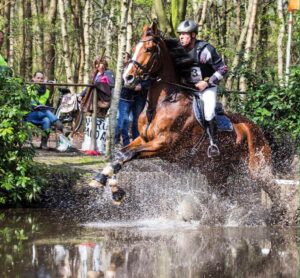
[128,36,161,80]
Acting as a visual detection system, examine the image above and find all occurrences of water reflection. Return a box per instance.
[0,210,299,278]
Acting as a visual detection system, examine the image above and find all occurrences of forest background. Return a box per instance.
[0,0,299,205]
[0,0,299,138]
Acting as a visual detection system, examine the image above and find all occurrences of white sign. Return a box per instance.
[81,116,107,153]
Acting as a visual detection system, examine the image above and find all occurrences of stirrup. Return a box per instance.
[207,144,220,158]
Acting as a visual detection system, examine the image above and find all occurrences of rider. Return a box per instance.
[177,19,228,157]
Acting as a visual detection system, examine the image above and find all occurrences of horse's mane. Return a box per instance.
[164,38,193,78]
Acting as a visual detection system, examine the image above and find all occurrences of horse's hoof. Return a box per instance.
[112,162,122,173]
[112,187,126,203]
[94,173,107,186]
[89,180,103,188]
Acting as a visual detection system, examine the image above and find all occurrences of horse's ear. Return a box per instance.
[150,18,158,35]
[143,24,149,34]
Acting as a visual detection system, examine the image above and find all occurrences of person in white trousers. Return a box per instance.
[177,19,228,156]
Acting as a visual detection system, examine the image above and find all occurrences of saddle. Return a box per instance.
[60,93,78,113]
[192,96,233,132]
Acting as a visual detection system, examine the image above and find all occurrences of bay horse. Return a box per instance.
[90,21,286,223]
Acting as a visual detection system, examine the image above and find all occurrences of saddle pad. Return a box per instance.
[193,96,233,132]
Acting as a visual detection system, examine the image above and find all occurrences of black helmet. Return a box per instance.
[177,20,198,34]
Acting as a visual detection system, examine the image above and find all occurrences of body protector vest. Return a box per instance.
[186,40,217,84]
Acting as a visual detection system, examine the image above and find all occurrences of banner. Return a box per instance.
[81,116,107,154]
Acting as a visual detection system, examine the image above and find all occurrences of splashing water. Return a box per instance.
[78,158,269,227]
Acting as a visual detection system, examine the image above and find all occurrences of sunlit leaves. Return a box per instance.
[0,73,43,206]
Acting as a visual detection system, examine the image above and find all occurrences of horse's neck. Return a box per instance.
[147,45,177,108]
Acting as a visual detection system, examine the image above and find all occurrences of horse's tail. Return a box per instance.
[228,112,272,169]
[228,112,297,174]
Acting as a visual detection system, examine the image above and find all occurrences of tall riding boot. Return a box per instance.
[40,133,50,150]
[53,120,69,136]
[207,118,220,157]
[208,118,218,145]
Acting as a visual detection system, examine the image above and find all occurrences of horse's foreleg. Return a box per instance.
[89,136,168,204]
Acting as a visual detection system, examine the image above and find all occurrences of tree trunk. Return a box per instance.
[8,0,15,67]
[108,0,130,156]
[83,0,91,84]
[153,0,172,35]
[3,0,11,62]
[57,0,74,83]
[105,4,115,61]
[171,0,188,34]
[240,0,258,92]
[191,0,201,21]
[126,0,133,54]
[277,0,285,85]
[31,0,43,72]
[43,0,57,81]
[236,0,241,36]
[225,0,253,91]
[198,0,208,29]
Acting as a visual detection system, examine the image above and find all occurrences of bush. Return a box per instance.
[223,66,300,144]
[0,74,44,206]
[243,67,300,142]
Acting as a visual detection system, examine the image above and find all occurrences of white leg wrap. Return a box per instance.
[102,164,114,177]
[108,178,118,187]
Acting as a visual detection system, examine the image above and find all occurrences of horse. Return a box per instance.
[90,21,287,223]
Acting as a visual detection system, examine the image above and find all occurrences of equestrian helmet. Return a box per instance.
[177,20,198,34]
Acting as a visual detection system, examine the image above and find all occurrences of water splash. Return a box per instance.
[80,158,269,226]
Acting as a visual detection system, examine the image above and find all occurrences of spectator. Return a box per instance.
[25,71,67,149]
[115,52,149,146]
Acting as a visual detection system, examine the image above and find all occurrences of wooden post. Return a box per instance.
[90,88,97,150]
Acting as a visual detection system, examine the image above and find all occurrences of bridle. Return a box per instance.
[127,35,162,80]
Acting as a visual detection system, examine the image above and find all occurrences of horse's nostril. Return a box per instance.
[126,75,134,83]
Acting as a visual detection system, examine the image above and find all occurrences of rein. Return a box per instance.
[156,77,200,95]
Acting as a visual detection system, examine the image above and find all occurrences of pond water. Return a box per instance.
[0,209,299,278]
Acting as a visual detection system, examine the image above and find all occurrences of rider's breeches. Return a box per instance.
[202,86,217,121]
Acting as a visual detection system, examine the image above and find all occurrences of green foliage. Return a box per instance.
[242,67,300,141]
[0,74,44,206]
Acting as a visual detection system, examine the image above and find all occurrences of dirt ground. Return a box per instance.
[33,132,106,172]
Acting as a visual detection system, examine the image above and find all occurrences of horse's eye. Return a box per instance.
[146,47,153,53]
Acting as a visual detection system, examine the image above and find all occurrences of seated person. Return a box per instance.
[25,71,66,149]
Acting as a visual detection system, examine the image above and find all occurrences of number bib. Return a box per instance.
[189,66,202,84]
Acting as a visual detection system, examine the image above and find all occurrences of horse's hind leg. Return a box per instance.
[248,156,288,224]
[238,122,288,224]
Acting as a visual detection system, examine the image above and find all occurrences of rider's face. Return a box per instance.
[179,32,192,48]
[179,32,197,50]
